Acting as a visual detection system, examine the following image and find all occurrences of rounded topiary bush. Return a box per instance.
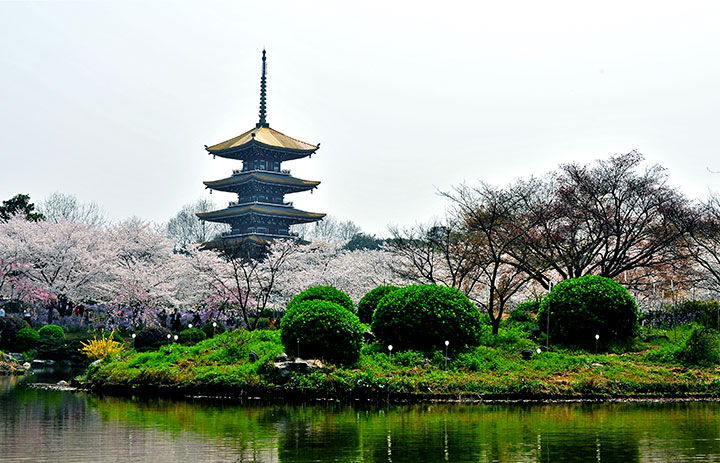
[536,275,638,348]
[357,285,400,324]
[371,284,483,352]
[133,326,172,351]
[38,324,65,339]
[280,300,363,365]
[178,327,207,345]
[286,286,354,314]
[202,321,226,339]
[14,327,39,352]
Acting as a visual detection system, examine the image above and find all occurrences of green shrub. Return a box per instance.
[38,324,65,339]
[202,321,226,339]
[35,336,91,363]
[178,328,207,345]
[280,300,363,365]
[536,275,638,348]
[0,316,28,349]
[286,286,354,314]
[508,301,540,324]
[357,285,400,324]
[14,327,39,352]
[133,326,172,351]
[391,349,427,368]
[676,326,720,367]
[371,284,483,352]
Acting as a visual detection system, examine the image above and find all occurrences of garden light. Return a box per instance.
[174,335,178,341]
[595,334,600,354]
[444,340,450,369]
[388,344,393,361]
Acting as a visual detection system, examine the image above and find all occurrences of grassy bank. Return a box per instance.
[80,325,720,401]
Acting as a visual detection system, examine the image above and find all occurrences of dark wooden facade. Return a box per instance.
[198,50,325,246]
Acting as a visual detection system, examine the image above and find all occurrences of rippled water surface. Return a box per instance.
[2,370,720,462]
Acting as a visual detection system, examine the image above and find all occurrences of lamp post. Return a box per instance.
[595,334,600,354]
[444,340,449,370]
[213,321,217,337]
[188,323,193,329]
[296,337,300,358]
[173,334,178,342]
[388,344,393,362]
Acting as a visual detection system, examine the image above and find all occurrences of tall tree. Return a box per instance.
[0,194,44,222]
[38,192,106,227]
[445,182,542,334]
[515,152,693,281]
[166,199,229,251]
[686,194,720,294]
[189,240,298,330]
[387,219,484,295]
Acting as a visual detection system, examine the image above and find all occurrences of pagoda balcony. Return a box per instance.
[221,231,300,239]
[232,168,291,177]
[228,200,294,208]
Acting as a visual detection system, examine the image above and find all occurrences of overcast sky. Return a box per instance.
[1,1,718,236]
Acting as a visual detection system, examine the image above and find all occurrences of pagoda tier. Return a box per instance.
[205,126,318,162]
[197,202,325,240]
[198,50,324,247]
[197,202,324,225]
[203,170,320,196]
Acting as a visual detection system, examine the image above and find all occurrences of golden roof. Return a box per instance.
[197,203,325,221]
[204,172,320,190]
[207,126,317,153]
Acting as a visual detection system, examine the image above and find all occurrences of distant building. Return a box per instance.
[198,50,325,248]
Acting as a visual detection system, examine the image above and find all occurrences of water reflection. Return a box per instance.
[2,372,720,463]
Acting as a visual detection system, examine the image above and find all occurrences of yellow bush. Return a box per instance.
[80,330,124,360]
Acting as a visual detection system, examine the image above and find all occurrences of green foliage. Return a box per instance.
[508,301,539,324]
[0,193,44,221]
[357,285,400,324]
[178,328,207,345]
[286,285,354,314]
[280,300,363,365]
[133,326,172,351]
[14,327,39,352]
[537,275,638,348]
[0,316,28,349]
[344,232,384,251]
[676,326,720,367]
[38,324,66,339]
[202,321,226,339]
[390,349,427,368]
[34,336,92,363]
[371,284,483,352]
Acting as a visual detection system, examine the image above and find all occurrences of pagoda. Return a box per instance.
[198,50,325,247]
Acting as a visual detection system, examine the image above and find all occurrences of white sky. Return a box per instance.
[1,1,719,237]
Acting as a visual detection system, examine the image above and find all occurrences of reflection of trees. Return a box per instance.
[4,379,720,463]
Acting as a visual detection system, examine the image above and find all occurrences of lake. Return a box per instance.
[2,368,719,462]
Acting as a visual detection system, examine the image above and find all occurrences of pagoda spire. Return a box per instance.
[257,49,269,128]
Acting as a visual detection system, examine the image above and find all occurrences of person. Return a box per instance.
[170,308,181,332]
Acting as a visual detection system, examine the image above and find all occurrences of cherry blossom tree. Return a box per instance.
[0,215,113,301]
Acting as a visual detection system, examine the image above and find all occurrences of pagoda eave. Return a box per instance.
[206,141,317,161]
[203,172,320,194]
[197,204,325,223]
